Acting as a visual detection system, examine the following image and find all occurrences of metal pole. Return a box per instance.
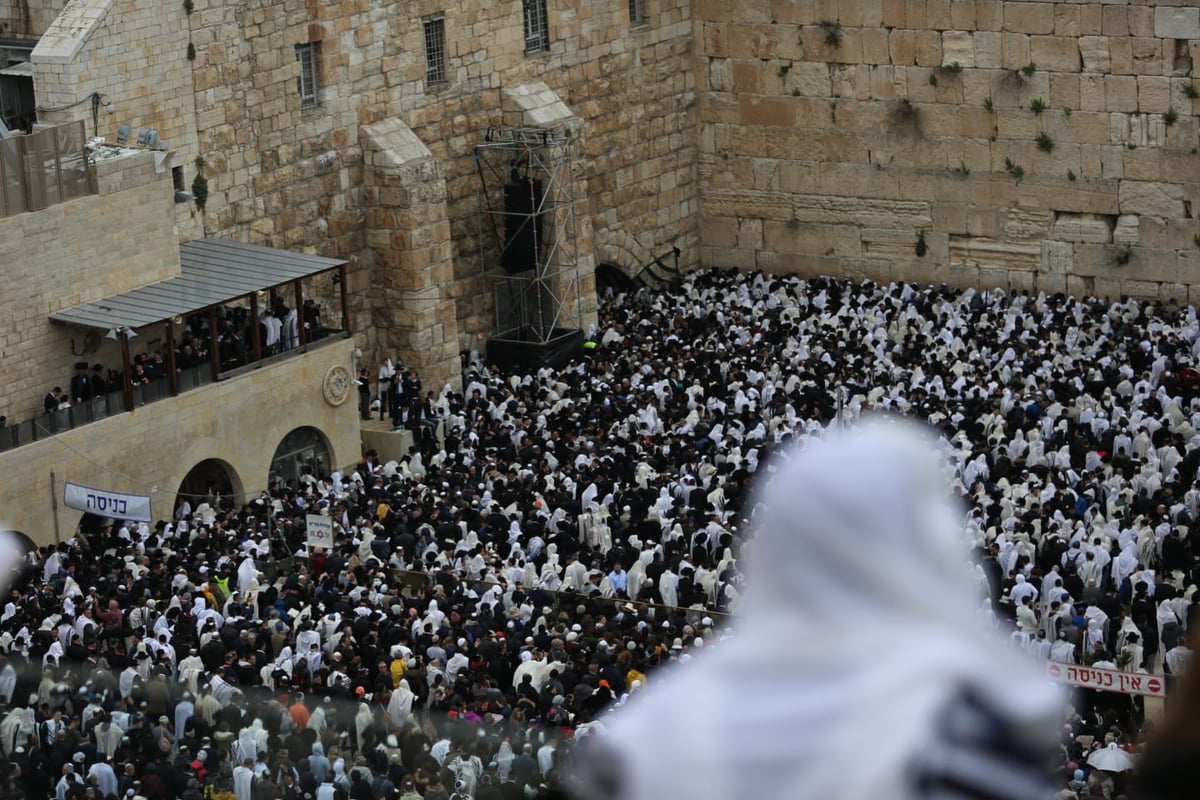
[208,306,221,380]
[50,470,61,544]
[294,279,307,346]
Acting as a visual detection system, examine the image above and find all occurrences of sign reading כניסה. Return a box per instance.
[63,481,153,522]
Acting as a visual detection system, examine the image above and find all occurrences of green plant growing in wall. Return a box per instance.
[1165,108,1178,126]
[1115,245,1132,266]
[929,73,938,87]
[983,96,994,113]
[820,21,842,48]
[1036,132,1054,152]
[1030,98,1046,114]
[954,160,971,176]
[1004,156,1025,183]
[191,171,209,211]
[187,42,196,60]
[916,230,928,257]
[1194,233,1200,247]
[1186,83,1199,99]
[183,0,193,13]
[943,62,963,74]
[1021,63,1037,78]
[1067,170,1077,181]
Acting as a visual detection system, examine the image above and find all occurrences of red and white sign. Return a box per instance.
[1046,662,1166,698]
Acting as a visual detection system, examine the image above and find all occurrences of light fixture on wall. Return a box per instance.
[106,326,137,340]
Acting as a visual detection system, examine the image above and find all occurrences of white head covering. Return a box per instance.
[590,421,1061,800]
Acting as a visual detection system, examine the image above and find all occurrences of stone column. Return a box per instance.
[361,119,461,392]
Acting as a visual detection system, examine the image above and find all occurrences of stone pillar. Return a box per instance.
[361,119,461,392]
[501,81,598,332]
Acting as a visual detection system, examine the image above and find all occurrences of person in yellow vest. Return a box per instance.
[389,646,408,688]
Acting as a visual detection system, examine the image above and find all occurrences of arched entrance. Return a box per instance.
[177,458,242,511]
[0,530,35,554]
[270,426,332,490]
[596,261,636,293]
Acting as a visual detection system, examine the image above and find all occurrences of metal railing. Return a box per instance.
[0,364,211,453]
[0,119,96,218]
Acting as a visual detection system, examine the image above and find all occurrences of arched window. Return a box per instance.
[177,458,242,511]
[270,426,332,490]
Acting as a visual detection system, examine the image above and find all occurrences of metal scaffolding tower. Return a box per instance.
[474,125,583,367]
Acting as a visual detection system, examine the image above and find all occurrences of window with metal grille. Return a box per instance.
[523,0,549,54]
[424,17,446,84]
[629,0,646,26]
[296,42,320,108]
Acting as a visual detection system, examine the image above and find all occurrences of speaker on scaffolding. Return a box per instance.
[502,179,544,274]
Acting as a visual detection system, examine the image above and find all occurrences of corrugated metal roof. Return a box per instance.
[0,62,34,77]
[50,238,346,331]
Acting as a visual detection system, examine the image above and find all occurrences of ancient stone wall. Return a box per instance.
[0,150,180,424]
[184,0,697,364]
[0,0,67,39]
[32,0,200,165]
[696,1,1200,303]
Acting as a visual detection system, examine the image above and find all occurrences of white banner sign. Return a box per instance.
[64,481,153,522]
[305,514,334,550]
[1046,661,1166,698]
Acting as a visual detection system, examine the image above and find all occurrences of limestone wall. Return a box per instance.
[0,150,180,423]
[0,337,360,545]
[184,0,697,360]
[32,0,200,180]
[695,1,1200,302]
[0,0,67,38]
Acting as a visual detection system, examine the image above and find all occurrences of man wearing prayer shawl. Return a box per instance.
[571,421,1061,800]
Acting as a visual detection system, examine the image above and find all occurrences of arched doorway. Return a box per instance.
[0,530,35,554]
[596,261,636,293]
[177,458,242,511]
[270,426,332,490]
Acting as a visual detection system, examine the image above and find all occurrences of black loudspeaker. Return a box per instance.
[502,179,543,274]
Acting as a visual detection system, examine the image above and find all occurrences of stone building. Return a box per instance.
[4,0,1200,542]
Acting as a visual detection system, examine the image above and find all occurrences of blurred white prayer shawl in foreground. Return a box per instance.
[572,419,1062,800]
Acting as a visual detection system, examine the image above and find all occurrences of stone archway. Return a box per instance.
[0,530,35,553]
[269,426,333,490]
[596,261,637,293]
[177,458,243,512]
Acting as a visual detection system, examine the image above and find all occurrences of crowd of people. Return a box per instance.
[5,268,1200,799]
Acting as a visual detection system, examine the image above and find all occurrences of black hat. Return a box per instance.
[75,361,89,370]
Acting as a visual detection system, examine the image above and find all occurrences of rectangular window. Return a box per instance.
[523,0,549,54]
[629,0,646,26]
[424,17,446,84]
[296,42,320,108]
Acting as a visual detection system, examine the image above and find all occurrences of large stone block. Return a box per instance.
[1079,36,1110,74]
[1118,182,1185,219]
[1155,8,1200,41]
[1052,213,1113,244]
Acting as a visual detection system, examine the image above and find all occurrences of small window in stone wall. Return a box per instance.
[296,42,320,108]
[424,17,447,85]
[523,0,549,54]
[629,0,646,26]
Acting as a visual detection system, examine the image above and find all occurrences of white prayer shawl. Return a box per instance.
[237,557,259,597]
[354,703,374,754]
[387,680,415,729]
[233,764,255,800]
[593,423,1060,800]
[658,570,679,608]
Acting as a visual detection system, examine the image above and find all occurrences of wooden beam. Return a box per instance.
[294,279,307,346]
[338,264,351,335]
[119,332,134,412]
[249,292,263,363]
[208,306,221,380]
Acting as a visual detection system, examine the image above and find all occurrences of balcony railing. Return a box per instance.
[0,119,97,218]
[0,363,212,452]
